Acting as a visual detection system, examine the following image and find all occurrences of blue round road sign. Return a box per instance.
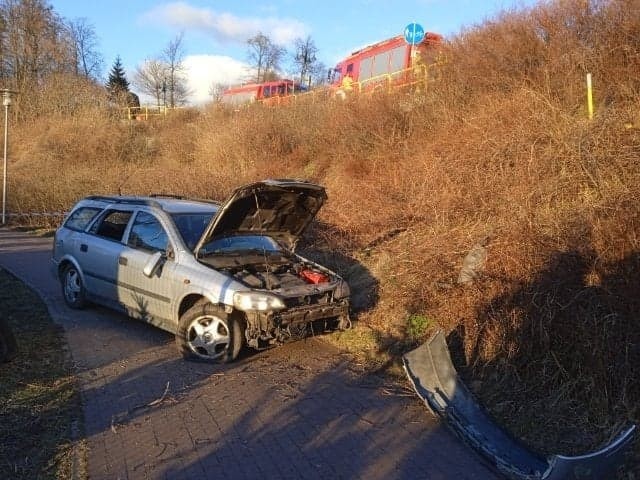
[404,23,425,45]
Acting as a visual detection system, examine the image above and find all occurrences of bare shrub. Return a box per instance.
[6,0,640,471]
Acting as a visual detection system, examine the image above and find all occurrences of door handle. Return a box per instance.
[118,256,128,266]
[80,244,88,252]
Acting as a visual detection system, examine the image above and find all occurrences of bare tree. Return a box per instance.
[134,59,167,107]
[0,0,73,92]
[292,36,317,85]
[247,32,285,82]
[265,43,285,81]
[67,17,102,79]
[0,0,110,116]
[0,9,7,80]
[162,32,190,107]
[247,32,269,82]
[208,81,229,102]
[308,60,327,87]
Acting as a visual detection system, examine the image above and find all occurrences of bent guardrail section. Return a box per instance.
[402,331,635,480]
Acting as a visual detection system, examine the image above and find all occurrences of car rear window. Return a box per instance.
[90,210,133,242]
[64,207,102,231]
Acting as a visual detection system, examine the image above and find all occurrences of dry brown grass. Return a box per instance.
[6,0,640,472]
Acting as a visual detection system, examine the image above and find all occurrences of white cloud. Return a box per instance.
[142,2,308,45]
[182,54,250,104]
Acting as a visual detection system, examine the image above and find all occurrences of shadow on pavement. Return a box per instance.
[80,338,495,480]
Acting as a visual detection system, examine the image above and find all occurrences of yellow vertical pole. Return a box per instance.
[586,73,594,120]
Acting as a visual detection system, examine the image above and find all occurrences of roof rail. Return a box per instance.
[85,195,162,208]
[149,194,221,206]
[149,193,185,199]
[86,195,121,203]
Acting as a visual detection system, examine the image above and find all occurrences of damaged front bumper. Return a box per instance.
[403,331,636,480]
[243,299,350,349]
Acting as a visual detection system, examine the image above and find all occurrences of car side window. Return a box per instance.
[128,211,169,253]
[64,207,102,231]
[89,210,133,242]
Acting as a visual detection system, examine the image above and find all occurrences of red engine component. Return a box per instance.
[300,269,329,284]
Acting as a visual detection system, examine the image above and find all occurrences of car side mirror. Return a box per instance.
[143,251,164,278]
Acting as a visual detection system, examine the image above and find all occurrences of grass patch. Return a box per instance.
[326,325,389,369]
[406,314,431,342]
[0,268,82,479]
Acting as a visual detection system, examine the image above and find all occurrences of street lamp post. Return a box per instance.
[2,89,14,225]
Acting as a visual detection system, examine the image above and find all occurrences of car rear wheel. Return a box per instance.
[61,264,86,309]
[176,302,243,363]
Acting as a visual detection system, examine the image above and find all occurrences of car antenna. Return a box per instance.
[254,191,272,289]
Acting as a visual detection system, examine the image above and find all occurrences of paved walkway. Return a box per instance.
[0,228,497,479]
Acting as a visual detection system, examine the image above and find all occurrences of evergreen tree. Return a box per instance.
[106,56,130,95]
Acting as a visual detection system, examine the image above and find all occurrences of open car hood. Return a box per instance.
[194,179,327,256]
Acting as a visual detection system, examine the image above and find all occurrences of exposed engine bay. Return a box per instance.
[201,253,351,350]
[227,261,331,291]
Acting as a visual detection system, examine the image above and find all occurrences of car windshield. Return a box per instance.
[170,213,215,251]
[200,235,283,256]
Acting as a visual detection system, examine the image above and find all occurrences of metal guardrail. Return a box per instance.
[336,63,439,98]
[6,212,66,217]
[122,106,184,120]
[4,212,67,225]
[256,88,329,106]
[254,63,438,106]
[356,64,431,94]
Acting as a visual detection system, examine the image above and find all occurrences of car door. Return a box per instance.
[77,208,134,307]
[117,210,178,332]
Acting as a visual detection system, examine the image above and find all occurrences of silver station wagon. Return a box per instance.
[51,180,351,362]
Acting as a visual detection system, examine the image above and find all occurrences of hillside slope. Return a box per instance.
[8,0,639,473]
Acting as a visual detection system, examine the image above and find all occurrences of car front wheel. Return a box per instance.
[176,302,243,363]
[61,264,86,309]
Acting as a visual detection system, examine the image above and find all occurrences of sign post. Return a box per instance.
[404,22,425,46]
[404,22,425,71]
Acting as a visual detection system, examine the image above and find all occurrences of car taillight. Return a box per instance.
[300,269,329,284]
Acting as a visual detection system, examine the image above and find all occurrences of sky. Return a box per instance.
[50,0,537,104]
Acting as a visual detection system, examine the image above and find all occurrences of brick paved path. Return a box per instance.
[0,228,497,479]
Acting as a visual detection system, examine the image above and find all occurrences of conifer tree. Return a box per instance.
[106,56,130,95]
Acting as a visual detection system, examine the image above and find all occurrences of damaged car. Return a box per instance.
[51,179,351,362]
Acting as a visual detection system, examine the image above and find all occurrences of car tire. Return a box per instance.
[61,264,86,309]
[176,302,243,363]
[0,318,18,362]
